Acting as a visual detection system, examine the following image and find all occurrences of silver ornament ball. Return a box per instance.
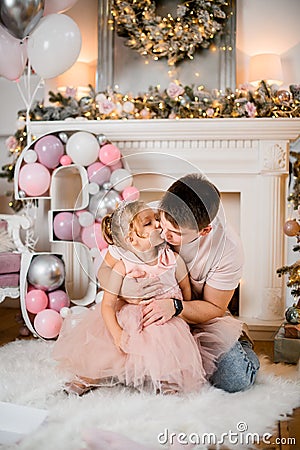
[88,188,121,220]
[27,254,65,291]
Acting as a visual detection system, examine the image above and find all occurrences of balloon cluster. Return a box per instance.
[25,254,67,339]
[17,130,140,254]
[0,0,81,81]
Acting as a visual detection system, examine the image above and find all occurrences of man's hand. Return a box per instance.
[142,298,175,327]
[120,270,163,304]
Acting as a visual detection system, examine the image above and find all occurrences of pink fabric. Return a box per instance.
[0,252,21,274]
[53,246,207,394]
[191,314,243,377]
[0,273,19,287]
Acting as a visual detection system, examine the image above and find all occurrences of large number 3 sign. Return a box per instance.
[14,130,139,340]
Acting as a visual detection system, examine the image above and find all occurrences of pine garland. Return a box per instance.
[1,80,300,212]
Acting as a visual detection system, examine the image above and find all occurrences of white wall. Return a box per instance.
[236,0,300,88]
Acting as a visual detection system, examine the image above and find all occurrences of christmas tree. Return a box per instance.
[277,150,300,325]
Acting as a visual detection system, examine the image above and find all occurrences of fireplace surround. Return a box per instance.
[31,118,300,339]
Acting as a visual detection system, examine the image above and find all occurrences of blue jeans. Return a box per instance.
[209,340,260,393]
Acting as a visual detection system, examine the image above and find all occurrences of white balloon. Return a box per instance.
[95,291,104,304]
[27,14,81,79]
[60,306,71,318]
[110,168,133,192]
[66,132,99,166]
[24,149,38,163]
[78,211,94,227]
[88,182,100,195]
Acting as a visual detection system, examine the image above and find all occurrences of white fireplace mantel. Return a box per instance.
[31,118,300,339]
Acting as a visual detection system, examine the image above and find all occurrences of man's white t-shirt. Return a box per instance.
[175,214,244,298]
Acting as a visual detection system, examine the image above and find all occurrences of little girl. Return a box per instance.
[52,201,206,395]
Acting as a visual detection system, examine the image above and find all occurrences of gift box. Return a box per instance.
[274,324,300,364]
[284,323,300,339]
[0,252,21,274]
[0,273,19,288]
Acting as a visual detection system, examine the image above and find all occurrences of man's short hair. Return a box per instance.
[159,173,220,231]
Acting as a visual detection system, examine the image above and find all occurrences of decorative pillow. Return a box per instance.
[0,228,16,252]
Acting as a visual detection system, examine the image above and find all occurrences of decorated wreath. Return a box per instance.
[112,0,230,65]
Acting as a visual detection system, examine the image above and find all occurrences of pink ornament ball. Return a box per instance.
[53,212,81,241]
[99,144,121,166]
[122,186,140,201]
[87,162,111,185]
[48,289,70,312]
[34,309,63,339]
[34,134,64,169]
[60,155,72,166]
[25,289,48,314]
[19,163,50,197]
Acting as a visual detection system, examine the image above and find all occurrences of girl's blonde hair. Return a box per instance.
[102,200,148,248]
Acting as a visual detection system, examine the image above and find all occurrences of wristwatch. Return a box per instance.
[172,298,183,317]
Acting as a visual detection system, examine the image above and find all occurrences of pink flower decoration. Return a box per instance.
[5,136,17,150]
[206,108,214,117]
[123,101,134,114]
[167,82,184,98]
[65,87,77,98]
[140,108,151,119]
[245,101,256,118]
[97,97,115,115]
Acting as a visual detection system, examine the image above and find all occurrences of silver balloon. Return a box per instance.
[97,134,108,146]
[58,132,68,143]
[88,189,121,220]
[18,190,26,198]
[0,0,44,39]
[27,254,65,292]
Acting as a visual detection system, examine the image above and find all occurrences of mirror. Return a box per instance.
[97,0,236,93]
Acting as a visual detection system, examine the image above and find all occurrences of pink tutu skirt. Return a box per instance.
[191,314,244,378]
[52,303,207,394]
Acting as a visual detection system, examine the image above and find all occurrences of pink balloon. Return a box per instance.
[60,155,72,166]
[44,0,79,15]
[110,160,123,171]
[19,163,50,197]
[81,223,108,250]
[34,135,64,169]
[34,309,63,339]
[99,144,121,166]
[48,289,70,312]
[25,289,48,314]
[122,186,140,201]
[53,212,81,241]
[0,24,27,80]
[87,162,111,185]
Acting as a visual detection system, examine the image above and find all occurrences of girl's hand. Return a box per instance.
[141,298,175,327]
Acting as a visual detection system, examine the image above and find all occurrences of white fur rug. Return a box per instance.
[0,339,299,450]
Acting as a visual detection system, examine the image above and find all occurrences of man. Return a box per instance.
[99,173,260,392]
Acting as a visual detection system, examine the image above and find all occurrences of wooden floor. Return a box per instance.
[0,305,299,450]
